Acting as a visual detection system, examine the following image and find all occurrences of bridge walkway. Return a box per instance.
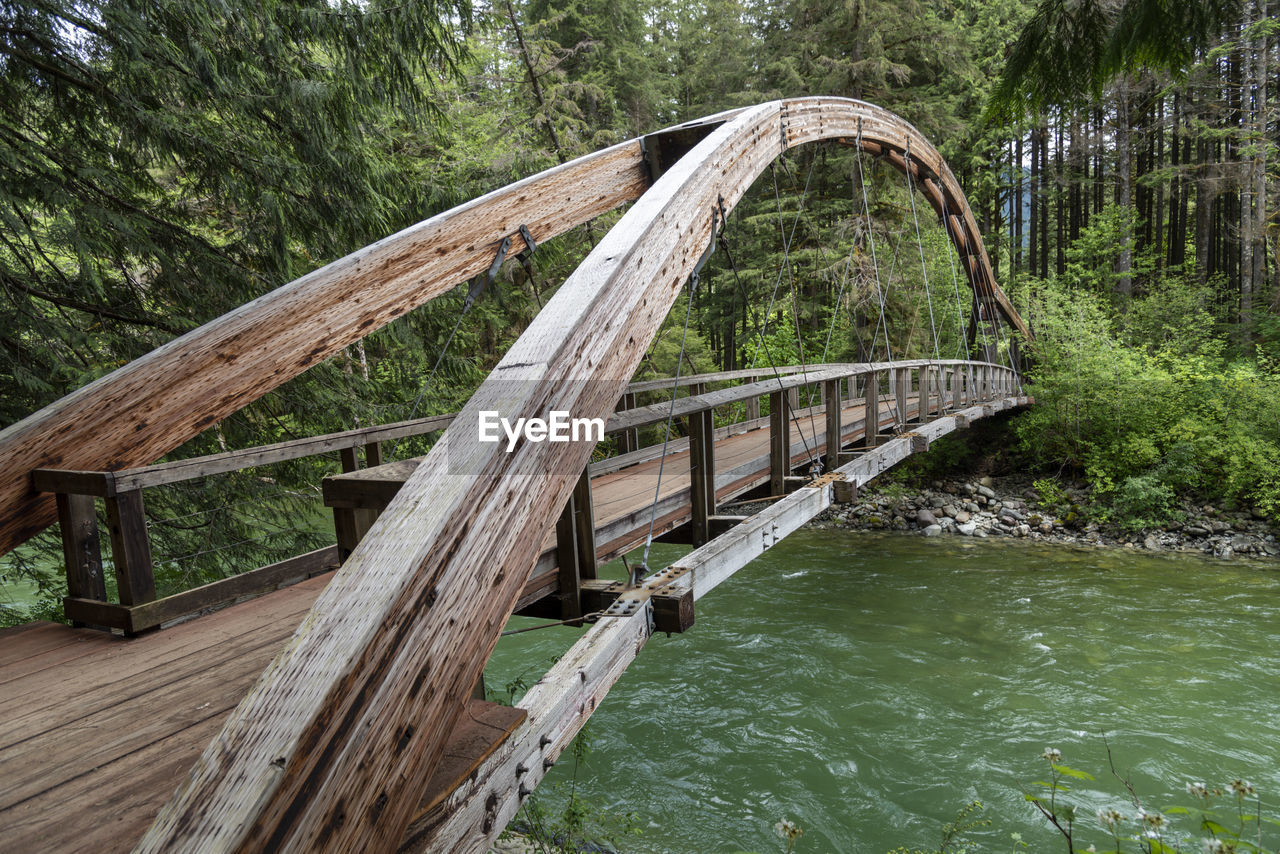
[0,392,916,852]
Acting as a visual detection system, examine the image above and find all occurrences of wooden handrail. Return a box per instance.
[607,360,1008,433]
[29,361,1014,493]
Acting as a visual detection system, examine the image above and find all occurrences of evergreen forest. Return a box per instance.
[0,0,1278,614]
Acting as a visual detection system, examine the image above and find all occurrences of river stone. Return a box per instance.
[1143,534,1160,550]
[942,504,959,518]
[964,501,980,514]
[1015,524,1030,537]
[1185,525,1210,537]
[917,508,938,526]
[1231,533,1254,553]
[1214,543,1234,559]
[977,485,996,499]
[979,475,994,488]
[923,524,942,537]
[954,510,971,524]
[1211,520,1232,533]
[1038,521,1054,535]
[930,496,948,509]
[957,521,977,536]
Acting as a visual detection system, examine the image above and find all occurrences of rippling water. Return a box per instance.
[486,530,1280,853]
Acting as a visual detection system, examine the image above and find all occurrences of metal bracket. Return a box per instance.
[597,566,694,633]
[689,207,720,288]
[808,471,847,490]
[516,224,537,264]
[463,234,512,312]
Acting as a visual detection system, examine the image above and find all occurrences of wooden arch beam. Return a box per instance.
[133,98,1029,853]
[0,100,1026,559]
[0,109,742,557]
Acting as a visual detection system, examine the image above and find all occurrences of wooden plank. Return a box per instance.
[31,469,115,498]
[553,485,580,619]
[0,575,331,735]
[769,389,791,496]
[0,624,116,683]
[104,490,154,609]
[688,409,715,546]
[124,546,341,632]
[823,379,841,472]
[864,372,880,448]
[616,392,638,453]
[571,467,597,584]
[410,701,526,826]
[56,492,105,605]
[137,100,1028,853]
[623,364,807,394]
[894,368,908,426]
[113,414,455,492]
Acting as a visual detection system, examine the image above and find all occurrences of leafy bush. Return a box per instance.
[1016,276,1280,528]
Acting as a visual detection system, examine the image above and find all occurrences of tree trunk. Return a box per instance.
[1115,76,1134,299]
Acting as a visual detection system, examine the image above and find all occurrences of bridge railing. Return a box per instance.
[28,360,1019,635]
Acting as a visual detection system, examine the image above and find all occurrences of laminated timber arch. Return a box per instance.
[0,99,1025,560]
[0,98,1030,852]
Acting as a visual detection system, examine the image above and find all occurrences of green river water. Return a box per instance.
[486,529,1280,853]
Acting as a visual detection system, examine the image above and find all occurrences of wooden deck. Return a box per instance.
[0,395,907,851]
[324,396,914,610]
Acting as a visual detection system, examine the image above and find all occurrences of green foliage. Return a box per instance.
[885,801,990,854]
[987,0,1241,119]
[1016,211,1280,529]
[1028,748,1278,854]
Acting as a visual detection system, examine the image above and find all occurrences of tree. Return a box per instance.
[0,0,469,427]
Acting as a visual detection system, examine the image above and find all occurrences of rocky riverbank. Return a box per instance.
[811,475,1280,560]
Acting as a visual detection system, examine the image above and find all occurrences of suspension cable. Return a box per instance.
[939,195,979,400]
[903,140,943,366]
[636,209,720,584]
[853,126,905,429]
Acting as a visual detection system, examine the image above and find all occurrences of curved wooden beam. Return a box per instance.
[0,110,746,557]
[136,98,1029,853]
[0,100,1027,559]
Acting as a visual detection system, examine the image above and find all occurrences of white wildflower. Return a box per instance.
[774,818,803,841]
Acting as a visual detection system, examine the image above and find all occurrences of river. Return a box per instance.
[486,529,1280,853]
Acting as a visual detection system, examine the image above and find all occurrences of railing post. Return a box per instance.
[105,490,155,608]
[56,493,106,615]
[364,440,383,468]
[952,368,962,410]
[823,378,842,472]
[334,447,377,562]
[863,371,881,448]
[745,392,760,422]
[688,408,716,546]
[618,392,639,453]
[769,389,791,495]
[893,367,908,426]
[554,467,597,620]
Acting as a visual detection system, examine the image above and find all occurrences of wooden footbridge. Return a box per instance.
[0,98,1032,852]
